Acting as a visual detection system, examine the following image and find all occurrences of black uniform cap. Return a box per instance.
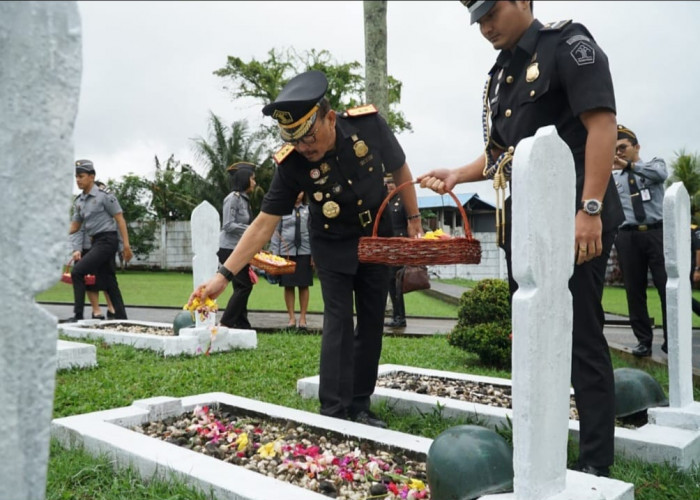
[460,0,496,24]
[617,124,638,143]
[75,159,95,174]
[262,70,329,142]
[226,161,257,173]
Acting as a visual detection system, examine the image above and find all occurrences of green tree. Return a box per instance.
[666,149,700,223]
[191,113,275,216]
[105,175,158,260]
[149,155,203,221]
[213,48,412,135]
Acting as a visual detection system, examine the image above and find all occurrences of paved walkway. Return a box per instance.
[41,279,700,377]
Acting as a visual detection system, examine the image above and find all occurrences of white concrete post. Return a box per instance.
[0,2,82,499]
[511,126,575,499]
[191,201,221,289]
[648,182,700,429]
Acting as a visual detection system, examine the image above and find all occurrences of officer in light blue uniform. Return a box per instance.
[613,125,668,356]
[63,160,131,322]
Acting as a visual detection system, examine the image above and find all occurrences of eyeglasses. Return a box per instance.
[288,119,322,146]
[616,144,628,153]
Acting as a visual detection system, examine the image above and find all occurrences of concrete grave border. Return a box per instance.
[58,320,256,356]
[56,339,97,370]
[51,392,432,500]
[298,364,700,470]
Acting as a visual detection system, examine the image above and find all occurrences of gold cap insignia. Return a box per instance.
[272,109,293,125]
[313,192,323,202]
[322,201,340,218]
[526,62,539,83]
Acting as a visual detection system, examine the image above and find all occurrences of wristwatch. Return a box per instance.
[217,265,234,281]
[579,199,603,216]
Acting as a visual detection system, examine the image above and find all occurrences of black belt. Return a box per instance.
[619,222,662,232]
[89,231,118,242]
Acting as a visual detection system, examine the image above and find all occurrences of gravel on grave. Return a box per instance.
[376,371,580,420]
[85,322,175,336]
[133,404,429,500]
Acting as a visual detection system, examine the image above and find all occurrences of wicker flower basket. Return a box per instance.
[358,180,481,266]
[250,251,296,276]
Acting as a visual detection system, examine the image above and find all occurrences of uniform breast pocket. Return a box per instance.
[520,77,551,105]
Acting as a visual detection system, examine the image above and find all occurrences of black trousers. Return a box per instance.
[503,209,616,469]
[316,262,390,418]
[614,227,667,346]
[71,232,127,319]
[387,265,405,319]
[218,248,253,329]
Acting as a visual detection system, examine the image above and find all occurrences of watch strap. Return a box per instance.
[218,265,234,281]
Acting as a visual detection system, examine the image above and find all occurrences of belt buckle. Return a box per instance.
[359,210,372,228]
[638,225,648,231]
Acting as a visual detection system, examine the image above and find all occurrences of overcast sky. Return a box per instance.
[73,1,699,203]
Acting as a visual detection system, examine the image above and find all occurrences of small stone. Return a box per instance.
[369,482,388,495]
[319,480,337,495]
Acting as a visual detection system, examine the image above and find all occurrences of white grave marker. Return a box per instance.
[648,182,700,429]
[191,200,221,288]
[0,2,82,499]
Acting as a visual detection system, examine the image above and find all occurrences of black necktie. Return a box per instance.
[627,167,646,222]
[294,207,302,249]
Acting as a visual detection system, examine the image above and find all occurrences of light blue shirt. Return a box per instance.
[613,157,667,226]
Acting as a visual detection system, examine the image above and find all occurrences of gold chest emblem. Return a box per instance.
[322,201,340,218]
[526,62,539,83]
[353,140,369,158]
[313,192,323,202]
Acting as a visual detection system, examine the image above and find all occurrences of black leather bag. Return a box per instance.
[398,265,430,294]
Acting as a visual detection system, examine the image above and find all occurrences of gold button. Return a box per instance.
[325,193,330,198]
[324,224,329,229]
[508,146,514,154]
[347,180,353,185]
[357,200,363,206]
[529,90,536,97]
[506,76,513,84]
[505,109,512,117]
[368,167,373,172]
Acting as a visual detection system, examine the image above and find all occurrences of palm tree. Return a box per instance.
[191,113,274,215]
[666,149,700,223]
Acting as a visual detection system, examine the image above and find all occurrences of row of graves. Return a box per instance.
[4,5,698,499]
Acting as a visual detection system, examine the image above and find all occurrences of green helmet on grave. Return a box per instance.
[614,368,669,417]
[173,310,195,336]
[427,425,514,500]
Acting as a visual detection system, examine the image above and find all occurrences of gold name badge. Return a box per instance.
[353,140,369,158]
[322,201,340,218]
[526,62,539,82]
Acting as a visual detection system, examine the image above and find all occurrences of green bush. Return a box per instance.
[457,278,510,327]
[449,278,512,368]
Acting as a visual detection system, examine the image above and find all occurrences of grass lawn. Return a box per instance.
[44,271,700,498]
[38,270,458,318]
[49,332,700,500]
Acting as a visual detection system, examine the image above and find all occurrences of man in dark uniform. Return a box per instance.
[383,176,409,328]
[63,160,132,322]
[419,1,623,477]
[613,125,668,356]
[189,70,423,427]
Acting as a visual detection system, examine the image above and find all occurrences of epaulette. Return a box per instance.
[540,19,572,31]
[273,143,295,165]
[342,104,378,118]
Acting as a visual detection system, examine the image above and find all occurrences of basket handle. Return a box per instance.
[371,180,474,239]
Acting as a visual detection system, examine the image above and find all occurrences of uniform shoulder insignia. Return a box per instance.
[540,19,572,31]
[273,143,295,165]
[344,104,378,118]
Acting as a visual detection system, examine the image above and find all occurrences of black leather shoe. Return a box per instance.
[350,410,387,428]
[91,313,105,320]
[631,343,652,357]
[107,311,116,320]
[661,342,668,354]
[58,316,83,324]
[573,463,610,477]
[384,318,407,328]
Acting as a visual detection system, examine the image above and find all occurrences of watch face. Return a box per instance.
[585,200,601,214]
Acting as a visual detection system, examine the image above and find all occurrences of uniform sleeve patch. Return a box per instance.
[570,41,595,66]
[273,143,295,165]
[566,34,591,45]
[345,104,378,117]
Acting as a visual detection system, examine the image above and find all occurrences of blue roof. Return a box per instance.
[416,192,496,210]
